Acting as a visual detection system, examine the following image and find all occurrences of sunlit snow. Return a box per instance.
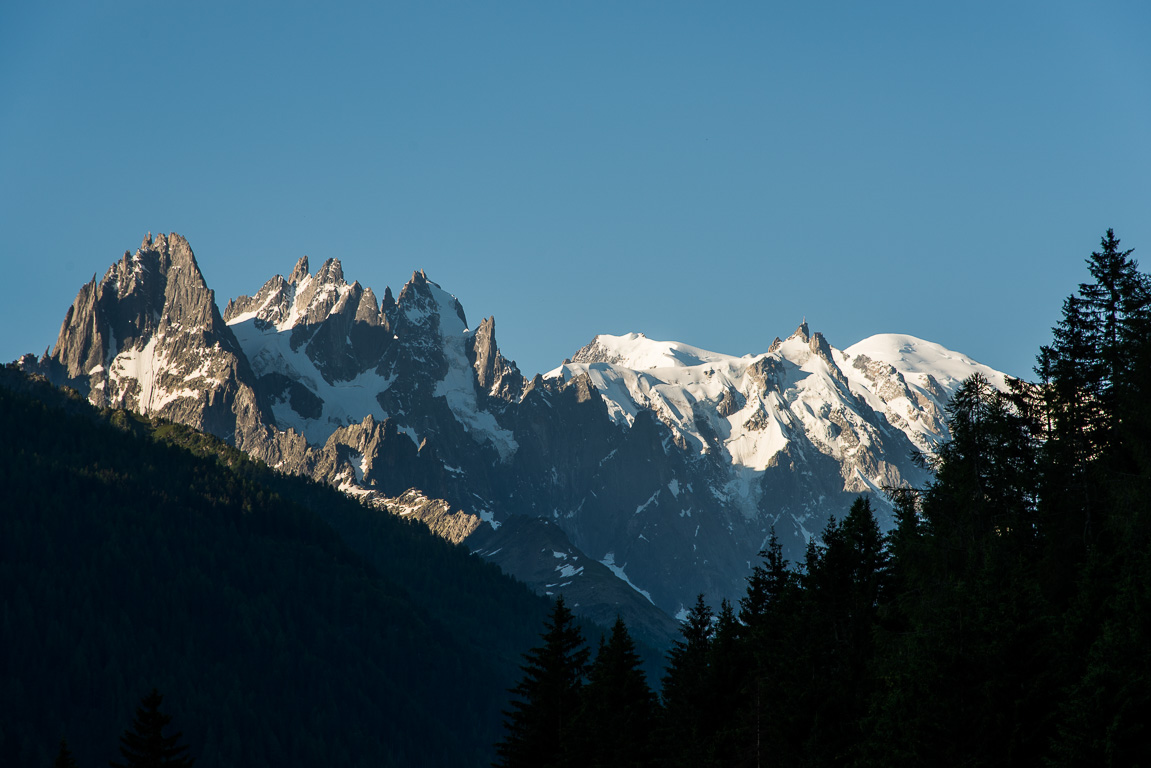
[547,329,1008,498]
[229,314,395,444]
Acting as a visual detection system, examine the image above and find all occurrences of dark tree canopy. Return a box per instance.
[54,739,79,768]
[496,597,590,768]
[577,617,659,767]
[110,689,194,768]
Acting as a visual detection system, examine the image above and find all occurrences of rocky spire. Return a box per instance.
[809,330,848,385]
[356,286,385,326]
[790,320,810,343]
[315,258,344,285]
[468,316,524,401]
[35,233,259,440]
[289,256,310,284]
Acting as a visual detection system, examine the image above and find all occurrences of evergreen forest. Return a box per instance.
[495,230,1151,767]
[0,363,593,766]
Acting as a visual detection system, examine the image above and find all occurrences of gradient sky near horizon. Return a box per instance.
[2,2,1149,380]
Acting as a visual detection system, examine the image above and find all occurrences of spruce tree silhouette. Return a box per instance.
[110,689,194,768]
[496,596,589,768]
[54,738,78,768]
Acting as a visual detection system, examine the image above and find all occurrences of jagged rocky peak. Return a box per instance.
[225,254,379,337]
[50,232,224,385]
[223,275,290,325]
[291,258,350,328]
[314,257,344,285]
[746,354,786,392]
[394,269,468,338]
[100,232,173,309]
[222,255,314,327]
[809,330,832,359]
[289,255,310,284]
[28,232,265,450]
[152,234,223,333]
[768,320,846,377]
[467,316,524,401]
[48,275,112,381]
[570,335,627,366]
[354,285,388,328]
[357,285,378,315]
[808,331,849,384]
[223,254,401,388]
[791,320,811,343]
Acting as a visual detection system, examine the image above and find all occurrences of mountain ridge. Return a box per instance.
[21,232,1009,631]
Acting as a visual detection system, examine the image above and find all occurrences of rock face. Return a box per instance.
[39,233,270,452]
[24,233,1009,644]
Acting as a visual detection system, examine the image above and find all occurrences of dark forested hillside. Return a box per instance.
[0,366,559,767]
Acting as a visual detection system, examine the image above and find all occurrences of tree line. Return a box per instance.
[496,230,1151,767]
[52,689,194,768]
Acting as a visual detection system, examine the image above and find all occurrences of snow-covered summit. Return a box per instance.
[569,332,742,370]
[843,333,1009,393]
[550,324,1007,497]
[835,333,1010,452]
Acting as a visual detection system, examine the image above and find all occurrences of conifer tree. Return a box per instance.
[795,498,888,764]
[110,689,194,768]
[1079,229,1149,400]
[496,596,590,768]
[705,599,747,766]
[575,617,658,767]
[738,530,803,765]
[866,374,1049,764]
[54,738,78,768]
[739,529,792,627]
[659,595,716,767]
[1046,230,1151,765]
[1040,230,1151,535]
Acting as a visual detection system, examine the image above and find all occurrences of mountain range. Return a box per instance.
[21,232,1008,638]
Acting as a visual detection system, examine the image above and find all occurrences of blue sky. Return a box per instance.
[2,2,1149,379]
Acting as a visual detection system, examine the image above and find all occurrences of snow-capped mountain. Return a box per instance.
[23,233,1008,642]
[553,327,1005,513]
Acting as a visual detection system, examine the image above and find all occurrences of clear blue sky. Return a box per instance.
[3,2,1149,380]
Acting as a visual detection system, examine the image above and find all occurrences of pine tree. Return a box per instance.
[1047,230,1151,766]
[110,689,194,768]
[659,595,716,767]
[865,374,1052,765]
[738,530,803,766]
[54,738,78,768]
[706,599,747,766]
[496,596,590,768]
[797,498,889,764]
[1079,229,1149,401]
[1040,230,1151,541]
[575,617,658,767]
[739,529,792,627]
